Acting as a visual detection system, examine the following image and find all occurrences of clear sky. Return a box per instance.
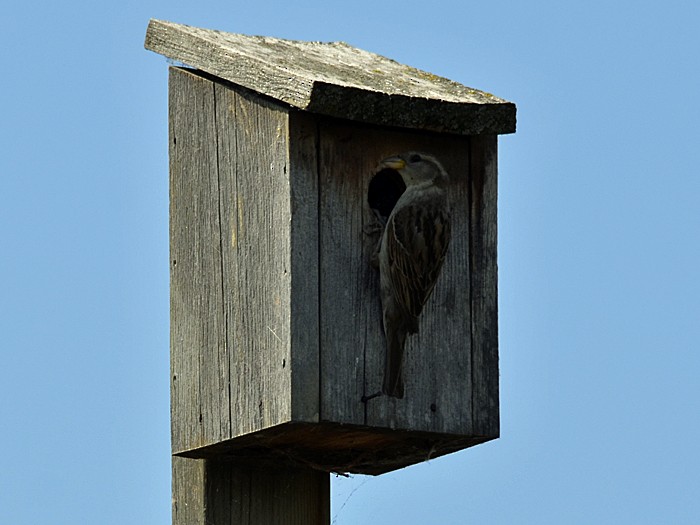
[2,1,699,523]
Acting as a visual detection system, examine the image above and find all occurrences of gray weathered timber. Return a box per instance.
[173,456,329,525]
[145,19,516,136]
[288,111,321,423]
[216,75,292,439]
[170,69,229,451]
[469,135,500,437]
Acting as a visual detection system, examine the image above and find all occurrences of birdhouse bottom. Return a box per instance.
[176,421,493,475]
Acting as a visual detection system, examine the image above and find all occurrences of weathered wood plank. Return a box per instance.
[145,19,516,135]
[215,79,293,437]
[288,111,321,423]
[170,67,229,452]
[469,135,500,437]
[318,120,473,434]
[317,121,374,426]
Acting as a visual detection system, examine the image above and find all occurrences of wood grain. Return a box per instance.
[215,75,293,438]
[469,135,500,438]
[145,19,516,135]
[169,67,229,451]
[288,111,321,423]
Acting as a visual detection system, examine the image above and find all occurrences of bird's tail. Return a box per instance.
[382,324,407,399]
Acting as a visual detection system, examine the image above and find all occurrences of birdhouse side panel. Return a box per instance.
[318,119,474,435]
[169,67,297,454]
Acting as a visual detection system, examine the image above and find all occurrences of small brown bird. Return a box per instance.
[378,152,451,398]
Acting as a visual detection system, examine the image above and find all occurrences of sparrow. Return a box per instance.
[377,152,451,398]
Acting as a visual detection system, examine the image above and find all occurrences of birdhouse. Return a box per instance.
[146,19,515,475]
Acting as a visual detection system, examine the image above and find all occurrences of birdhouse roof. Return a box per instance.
[145,19,516,135]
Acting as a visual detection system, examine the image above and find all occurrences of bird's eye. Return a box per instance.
[409,153,422,163]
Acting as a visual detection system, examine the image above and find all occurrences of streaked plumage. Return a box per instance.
[378,152,451,398]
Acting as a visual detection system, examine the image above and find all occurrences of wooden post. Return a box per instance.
[172,457,329,525]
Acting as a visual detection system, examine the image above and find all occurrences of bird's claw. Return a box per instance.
[361,391,383,403]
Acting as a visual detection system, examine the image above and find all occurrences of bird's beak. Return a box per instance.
[381,156,406,170]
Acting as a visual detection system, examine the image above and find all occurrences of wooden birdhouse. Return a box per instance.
[146,19,516,476]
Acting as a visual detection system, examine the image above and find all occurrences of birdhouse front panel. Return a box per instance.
[317,120,474,435]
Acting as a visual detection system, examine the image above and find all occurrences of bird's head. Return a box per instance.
[379,152,448,186]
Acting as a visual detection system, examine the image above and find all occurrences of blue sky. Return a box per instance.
[2,1,699,523]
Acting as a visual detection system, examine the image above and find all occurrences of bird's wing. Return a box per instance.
[386,191,451,331]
